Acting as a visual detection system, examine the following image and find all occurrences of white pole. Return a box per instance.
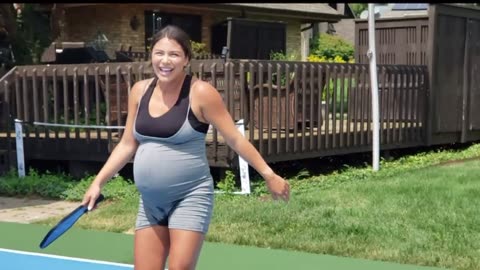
[367,4,380,171]
[14,119,26,177]
[214,119,251,195]
[236,119,251,194]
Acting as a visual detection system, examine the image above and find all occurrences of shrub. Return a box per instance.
[216,170,237,194]
[307,54,354,64]
[269,51,300,61]
[310,33,354,63]
[190,41,210,59]
[0,169,138,201]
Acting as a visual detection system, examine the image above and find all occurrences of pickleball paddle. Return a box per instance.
[39,194,105,249]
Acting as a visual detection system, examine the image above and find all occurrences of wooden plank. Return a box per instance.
[73,68,80,139]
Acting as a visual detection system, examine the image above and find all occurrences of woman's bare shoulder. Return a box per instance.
[133,78,154,90]
[191,78,218,96]
[130,78,155,97]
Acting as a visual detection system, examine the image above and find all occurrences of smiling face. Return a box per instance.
[151,37,189,83]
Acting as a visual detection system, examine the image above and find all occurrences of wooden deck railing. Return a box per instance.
[115,50,223,62]
[0,60,428,168]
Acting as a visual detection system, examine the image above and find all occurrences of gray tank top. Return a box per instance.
[132,76,213,204]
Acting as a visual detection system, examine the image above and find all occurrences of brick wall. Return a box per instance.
[59,4,219,59]
[58,4,302,60]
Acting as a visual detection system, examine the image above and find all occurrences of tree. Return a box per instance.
[0,4,16,39]
[349,3,368,18]
[0,4,17,67]
[17,4,52,64]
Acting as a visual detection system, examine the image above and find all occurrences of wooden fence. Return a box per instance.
[115,50,223,63]
[355,4,480,145]
[0,59,428,172]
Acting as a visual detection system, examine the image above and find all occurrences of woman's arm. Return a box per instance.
[82,79,149,209]
[191,80,290,201]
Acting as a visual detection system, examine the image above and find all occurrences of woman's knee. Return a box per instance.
[167,260,197,270]
[134,225,170,269]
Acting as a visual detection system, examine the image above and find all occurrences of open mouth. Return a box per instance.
[158,67,174,76]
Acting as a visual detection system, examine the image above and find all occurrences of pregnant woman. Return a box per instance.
[82,25,290,270]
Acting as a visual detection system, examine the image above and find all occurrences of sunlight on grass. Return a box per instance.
[22,144,480,270]
[34,197,138,233]
[208,159,480,270]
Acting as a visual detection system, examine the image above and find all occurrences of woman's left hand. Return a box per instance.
[265,174,290,202]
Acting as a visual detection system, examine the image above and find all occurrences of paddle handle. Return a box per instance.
[87,194,105,212]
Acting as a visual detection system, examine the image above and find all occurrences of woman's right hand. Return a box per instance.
[81,183,102,211]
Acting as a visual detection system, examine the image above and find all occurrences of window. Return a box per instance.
[145,11,202,51]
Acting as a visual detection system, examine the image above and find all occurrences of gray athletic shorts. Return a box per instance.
[135,187,214,234]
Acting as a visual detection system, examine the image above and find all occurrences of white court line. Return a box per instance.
[0,248,133,268]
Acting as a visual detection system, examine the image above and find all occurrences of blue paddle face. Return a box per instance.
[39,194,105,249]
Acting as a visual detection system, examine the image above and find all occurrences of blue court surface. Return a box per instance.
[0,248,133,270]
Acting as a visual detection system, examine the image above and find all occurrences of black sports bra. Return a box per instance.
[135,75,209,138]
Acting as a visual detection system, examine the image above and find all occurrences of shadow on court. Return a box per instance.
[0,222,445,270]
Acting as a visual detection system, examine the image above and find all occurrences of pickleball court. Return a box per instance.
[1,222,444,270]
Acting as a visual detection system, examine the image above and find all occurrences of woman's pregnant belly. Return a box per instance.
[133,141,212,203]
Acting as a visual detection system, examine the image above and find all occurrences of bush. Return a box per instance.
[14,4,52,65]
[310,33,354,63]
[269,51,300,61]
[0,169,138,201]
[0,169,74,199]
[190,41,209,59]
[307,54,354,64]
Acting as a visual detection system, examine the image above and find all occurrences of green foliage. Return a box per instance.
[288,143,480,195]
[52,102,107,132]
[322,78,351,108]
[0,169,138,201]
[267,51,298,87]
[2,143,480,204]
[269,51,299,61]
[231,143,480,197]
[13,4,52,64]
[292,168,311,181]
[190,41,209,59]
[250,175,268,196]
[216,170,237,194]
[349,3,368,18]
[0,168,74,198]
[9,143,480,270]
[310,34,354,63]
[210,157,480,270]
[307,54,354,63]
[61,174,138,201]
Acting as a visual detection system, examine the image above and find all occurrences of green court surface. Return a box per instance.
[0,222,445,270]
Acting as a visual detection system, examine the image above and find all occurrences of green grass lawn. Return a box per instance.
[32,157,480,270]
[208,159,480,270]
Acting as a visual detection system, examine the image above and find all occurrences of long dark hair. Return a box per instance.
[150,25,192,60]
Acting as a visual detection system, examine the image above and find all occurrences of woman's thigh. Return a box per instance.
[134,225,170,270]
[168,229,205,270]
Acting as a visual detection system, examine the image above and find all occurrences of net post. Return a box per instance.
[236,119,250,194]
[14,119,25,178]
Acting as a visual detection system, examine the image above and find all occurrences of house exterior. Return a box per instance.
[299,3,356,61]
[354,3,430,66]
[358,3,428,19]
[45,3,344,60]
[317,4,356,44]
